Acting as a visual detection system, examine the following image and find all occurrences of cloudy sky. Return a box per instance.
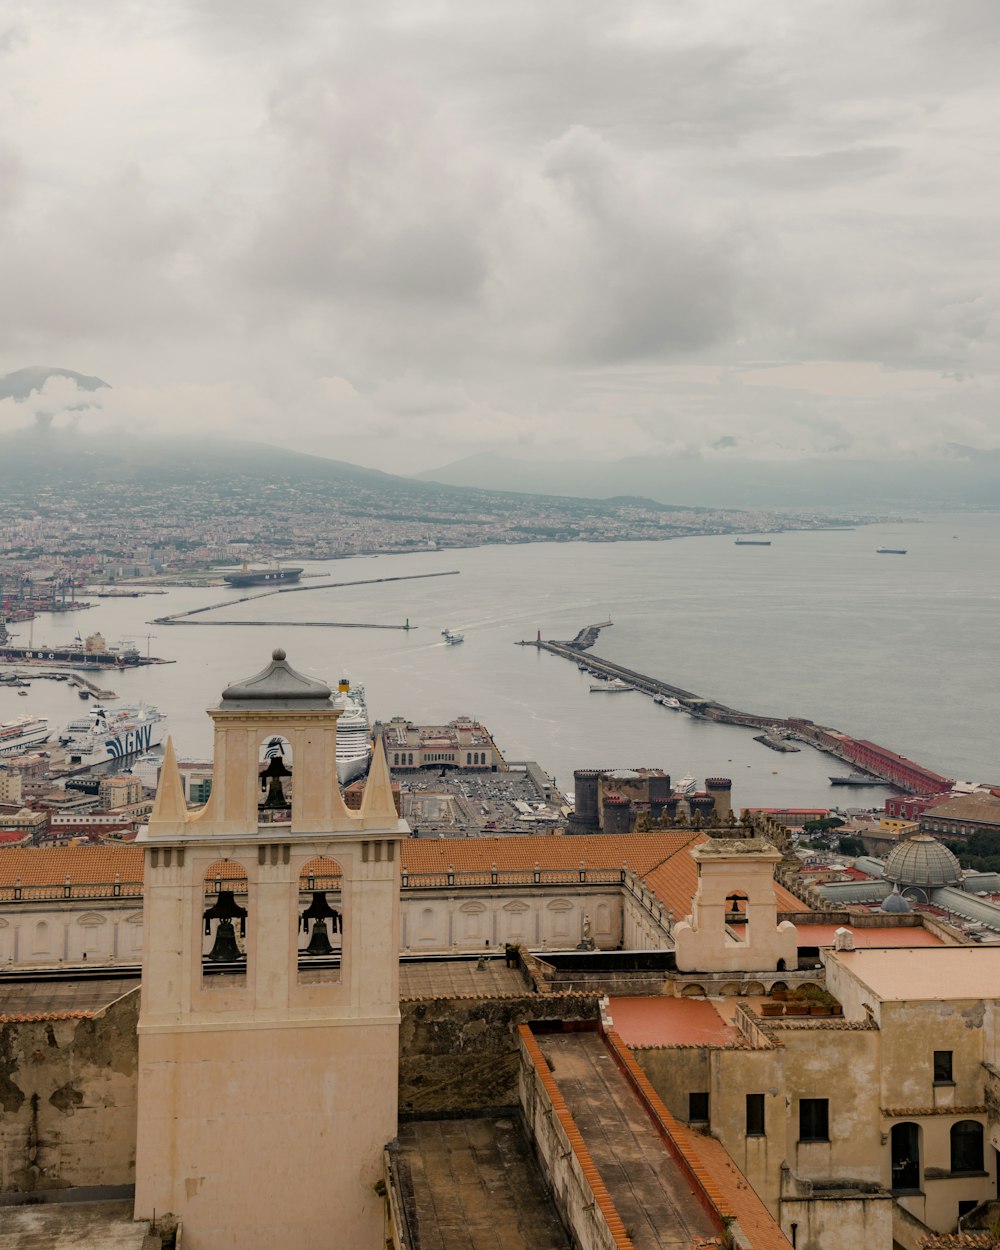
[1,1,997,473]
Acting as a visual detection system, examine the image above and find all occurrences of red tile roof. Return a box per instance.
[0,833,812,919]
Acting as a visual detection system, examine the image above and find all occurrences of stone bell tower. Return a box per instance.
[134,650,404,1250]
[672,838,798,974]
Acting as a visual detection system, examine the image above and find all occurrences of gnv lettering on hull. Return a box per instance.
[106,724,153,759]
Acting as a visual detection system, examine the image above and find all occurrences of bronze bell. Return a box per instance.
[304,918,336,957]
[204,888,248,962]
[207,918,243,963]
[260,751,291,811]
[299,890,341,957]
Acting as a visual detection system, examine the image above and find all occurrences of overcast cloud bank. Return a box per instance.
[1,2,997,474]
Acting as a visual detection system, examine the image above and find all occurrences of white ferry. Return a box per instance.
[590,678,633,693]
[59,704,166,768]
[335,678,372,786]
[0,715,50,756]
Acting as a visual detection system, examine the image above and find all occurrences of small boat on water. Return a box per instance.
[443,629,464,645]
[655,694,682,709]
[590,678,632,693]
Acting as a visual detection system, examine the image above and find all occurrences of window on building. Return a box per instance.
[746,1093,765,1137]
[958,1200,978,1220]
[934,1051,954,1083]
[688,1092,710,1123]
[951,1121,984,1175]
[799,1099,829,1142]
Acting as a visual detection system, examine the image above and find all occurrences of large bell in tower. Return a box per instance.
[204,889,248,963]
[299,891,341,958]
[260,741,292,811]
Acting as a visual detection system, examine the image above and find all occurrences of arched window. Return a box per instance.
[725,890,749,942]
[297,856,343,985]
[202,859,249,982]
[891,1122,921,1191]
[258,735,292,822]
[951,1120,984,1175]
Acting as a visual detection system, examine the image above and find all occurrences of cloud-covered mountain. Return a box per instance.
[0,366,109,402]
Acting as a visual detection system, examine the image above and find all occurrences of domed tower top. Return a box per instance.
[883,834,960,890]
[220,648,333,709]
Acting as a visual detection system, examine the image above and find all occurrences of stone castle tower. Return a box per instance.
[134,650,404,1249]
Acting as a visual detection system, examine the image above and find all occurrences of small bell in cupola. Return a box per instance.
[260,742,292,811]
[203,888,248,963]
[299,891,341,958]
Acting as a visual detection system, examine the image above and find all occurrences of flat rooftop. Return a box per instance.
[0,978,140,1020]
[608,996,741,1048]
[400,959,529,999]
[0,1201,147,1249]
[794,923,944,948]
[831,946,1000,1000]
[396,1117,571,1250]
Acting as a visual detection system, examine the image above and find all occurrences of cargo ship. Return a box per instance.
[734,538,772,546]
[223,564,303,588]
[876,547,907,555]
[0,623,143,668]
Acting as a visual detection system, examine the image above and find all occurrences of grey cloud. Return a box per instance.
[1,0,998,474]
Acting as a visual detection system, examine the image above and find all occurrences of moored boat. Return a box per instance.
[59,703,166,768]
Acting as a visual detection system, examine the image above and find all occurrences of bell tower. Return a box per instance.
[134,650,404,1249]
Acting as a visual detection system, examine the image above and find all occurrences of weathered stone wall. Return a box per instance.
[399,993,599,1115]
[0,988,139,1195]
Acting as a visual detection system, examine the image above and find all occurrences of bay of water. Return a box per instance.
[2,513,997,810]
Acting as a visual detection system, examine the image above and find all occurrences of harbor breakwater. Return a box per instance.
[520,624,955,797]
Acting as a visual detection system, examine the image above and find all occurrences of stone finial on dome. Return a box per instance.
[220,650,332,709]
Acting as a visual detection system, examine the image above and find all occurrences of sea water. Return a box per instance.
[1,512,996,809]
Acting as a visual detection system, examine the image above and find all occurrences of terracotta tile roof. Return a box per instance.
[604,1029,792,1249]
[921,1236,999,1248]
[0,834,812,919]
[609,996,741,1048]
[0,1011,95,1023]
[693,1133,796,1250]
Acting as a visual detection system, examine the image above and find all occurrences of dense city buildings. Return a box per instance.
[3,653,1000,1249]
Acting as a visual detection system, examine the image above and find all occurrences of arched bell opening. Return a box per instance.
[202,859,249,981]
[297,856,343,984]
[258,735,293,823]
[725,889,749,943]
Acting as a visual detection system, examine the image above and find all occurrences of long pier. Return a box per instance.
[152,569,460,628]
[520,626,954,796]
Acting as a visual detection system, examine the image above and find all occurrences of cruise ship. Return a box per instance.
[335,677,372,786]
[0,715,50,757]
[59,704,166,768]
